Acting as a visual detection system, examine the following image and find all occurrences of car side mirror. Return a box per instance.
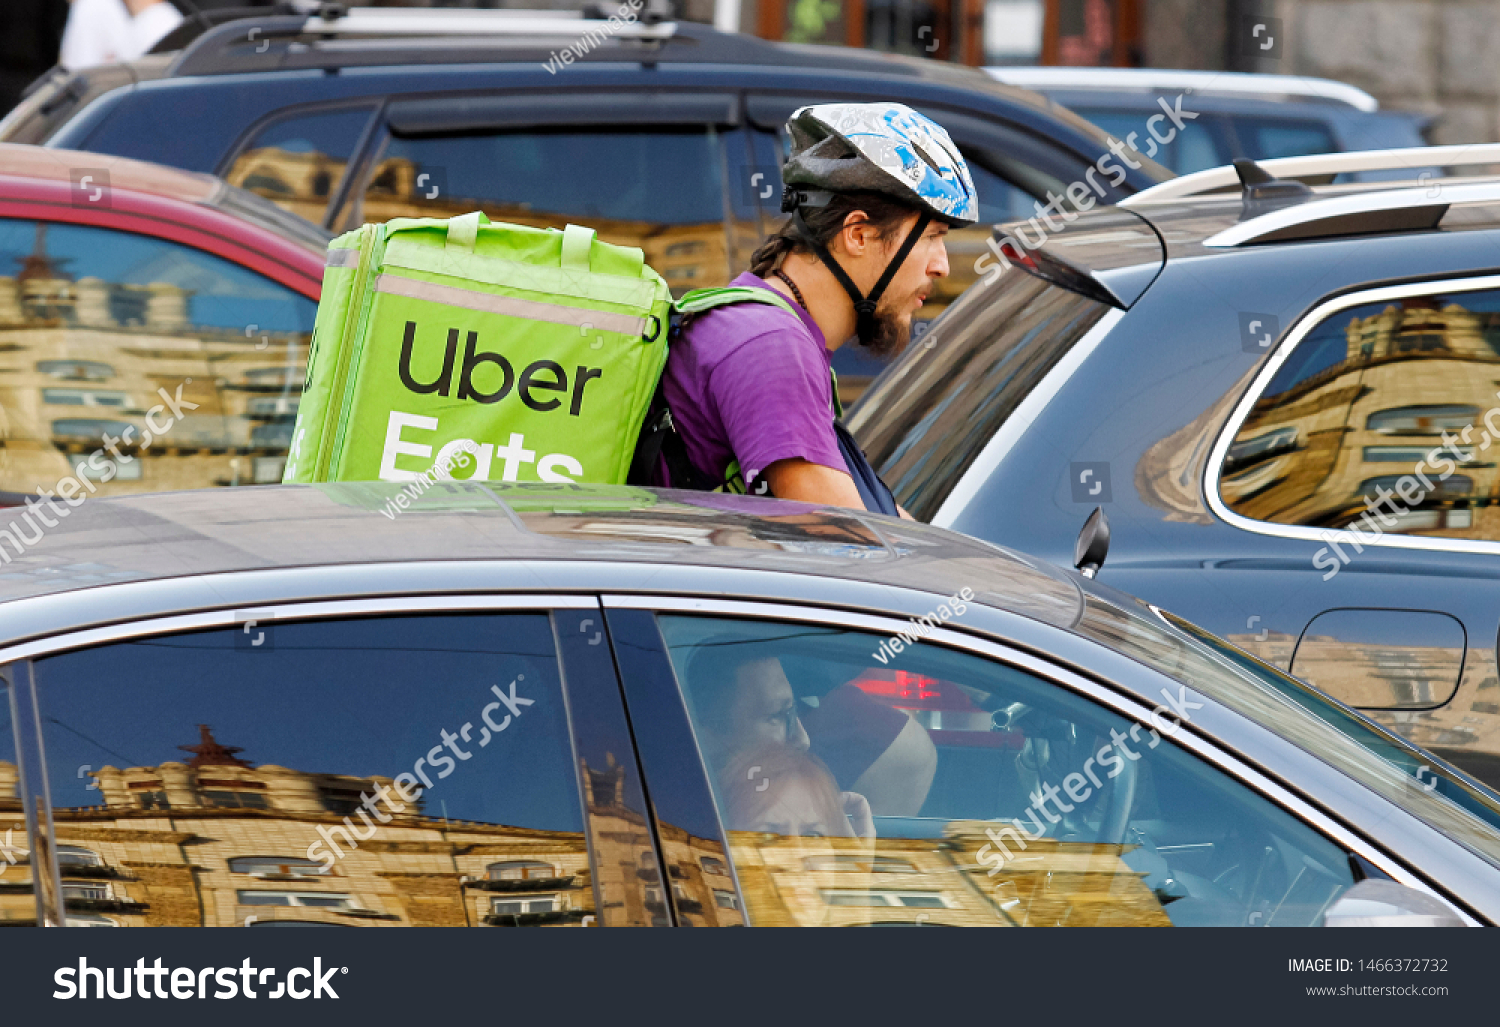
[1074,506,1110,579]
[1322,880,1467,927]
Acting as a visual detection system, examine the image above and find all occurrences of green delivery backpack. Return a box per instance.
[284,211,676,486]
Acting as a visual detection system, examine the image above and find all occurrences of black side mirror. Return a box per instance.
[1074,506,1110,579]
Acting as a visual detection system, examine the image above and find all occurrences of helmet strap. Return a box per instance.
[792,210,931,345]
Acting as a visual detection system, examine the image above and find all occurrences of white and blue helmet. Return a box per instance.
[781,102,978,226]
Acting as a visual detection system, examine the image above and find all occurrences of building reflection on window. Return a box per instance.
[0,219,312,498]
[1223,291,1500,541]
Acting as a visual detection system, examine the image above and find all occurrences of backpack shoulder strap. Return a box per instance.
[673,285,799,319]
[629,285,807,491]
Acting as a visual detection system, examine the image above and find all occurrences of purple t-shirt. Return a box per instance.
[657,272,844,488]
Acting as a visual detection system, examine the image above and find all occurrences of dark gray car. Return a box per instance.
[0,482,1493,926]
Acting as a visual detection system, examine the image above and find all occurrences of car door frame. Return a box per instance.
[602,591,1489,925]
[210,97,387,234]
[0,592,671,927]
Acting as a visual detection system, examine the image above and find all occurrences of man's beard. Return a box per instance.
[857,304,912,359]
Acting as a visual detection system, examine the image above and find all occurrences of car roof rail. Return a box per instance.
[169,6,678,77]
[984,67,1380,112]
[150,4,315,55]
[1198,179,1500,248]
[1122,143,1500,205]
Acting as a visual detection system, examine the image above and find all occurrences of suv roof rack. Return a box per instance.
[1200,178,1500,248]
[297,6,676,38]
[984,67,1380,112]
[1122,143,1500,205]
[165,8,909,78]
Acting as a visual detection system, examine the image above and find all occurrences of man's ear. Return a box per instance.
[837,211,874,256]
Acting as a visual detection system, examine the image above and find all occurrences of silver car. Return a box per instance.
[0,482,1492,927]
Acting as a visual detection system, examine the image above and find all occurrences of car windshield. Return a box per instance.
[1075,589,1500,868]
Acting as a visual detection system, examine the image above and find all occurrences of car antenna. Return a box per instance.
[1233,158,1313,220]
[1074,506,1110,579]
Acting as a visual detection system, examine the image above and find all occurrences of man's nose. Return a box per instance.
[791,717,810,751]
[931,239,950,278]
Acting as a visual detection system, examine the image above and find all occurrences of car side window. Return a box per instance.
[0,218,314,499]
[659,615,1357,926]
[1220,285,1500,542]
[1071,107,1232,175]
[28,613,591,927]
[1232,117,1337,161]
[349,127,732,297]
[222,106,377,227]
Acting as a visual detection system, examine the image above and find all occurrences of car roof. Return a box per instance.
[1022,89,1422,125]
[22,16,1151,184]
[0,142,332,256]
[984,67,1381,111]
[0,482,1085,626]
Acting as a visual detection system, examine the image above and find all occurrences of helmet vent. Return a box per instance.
[908,138,941,173]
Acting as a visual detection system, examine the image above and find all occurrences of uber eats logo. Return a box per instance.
[382,320,604,484]
[397,321,602,413]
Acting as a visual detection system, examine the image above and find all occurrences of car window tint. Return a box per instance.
[1071,107,1231,175]
[852,273,1111,520]
[1233,118,1337,161]
[355,128,730,296]
[0,219,311,494]
[223,106,375,227]
[0,218,313,498]
[1220,285,1500,542]
[659,614,1357,926]
[30,614,591,927]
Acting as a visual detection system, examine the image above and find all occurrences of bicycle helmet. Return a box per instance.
[781,102,978,225]
[778,103,978,345]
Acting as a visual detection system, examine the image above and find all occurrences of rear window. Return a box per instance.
[849,271,1110,521]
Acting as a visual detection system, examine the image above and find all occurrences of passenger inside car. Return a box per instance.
[721,742,873,841]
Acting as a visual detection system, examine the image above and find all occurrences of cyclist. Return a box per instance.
[650,102,977,513]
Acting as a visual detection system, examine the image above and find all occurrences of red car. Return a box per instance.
[0,143,325,506]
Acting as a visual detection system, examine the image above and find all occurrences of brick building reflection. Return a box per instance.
[0,223,306,497]
[0,727,739,927]
[727,822,1169,926]
[1224,296,1500,539]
